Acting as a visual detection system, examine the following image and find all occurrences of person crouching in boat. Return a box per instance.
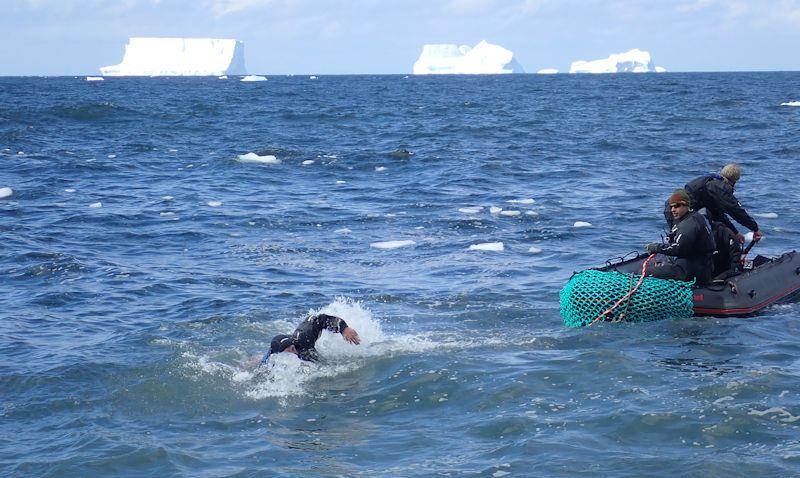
[260,313,360,365]
[646,189,716,284]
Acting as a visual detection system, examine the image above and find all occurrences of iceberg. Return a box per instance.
[537,69,558,74]
[100,37,247,76]
[569,49,664,74]
[413,40,524,75]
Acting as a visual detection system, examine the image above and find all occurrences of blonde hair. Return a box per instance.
[721,163,742,183]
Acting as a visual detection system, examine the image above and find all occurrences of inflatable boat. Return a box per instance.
[598,249,800,317]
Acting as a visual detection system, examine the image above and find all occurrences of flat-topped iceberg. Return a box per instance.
[413,40,524,75]
[569,49,664,74]
[100,37,247,76]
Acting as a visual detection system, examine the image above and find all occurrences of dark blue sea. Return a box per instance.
[2,73,800,477]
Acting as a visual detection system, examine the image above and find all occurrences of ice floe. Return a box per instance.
[489,206,503,214]
[469,242,504,251]
[370,240,416,250]
[573,221,593,228]
[241,75,267,82]
[89,202,102,208]
[458,206,484,214]
[500,210,521,217]
[86,76,104,81]
[237,152,280,164]
[780,101,800,107]
[207,200,222,207]
[302,160,315,165]
[375,166,387,172]
[0,187,13,199]
[528,246,543,254]
[508,198,535,204]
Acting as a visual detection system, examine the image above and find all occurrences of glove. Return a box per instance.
[645,243,661,254]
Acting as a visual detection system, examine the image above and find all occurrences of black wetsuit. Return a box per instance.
[291,314,349,362]
[665,173,759,234]
[649,210,716,283]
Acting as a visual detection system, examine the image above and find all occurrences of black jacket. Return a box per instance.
[684,173,759,234]
[291,314,349,362]
[653,210,716,283]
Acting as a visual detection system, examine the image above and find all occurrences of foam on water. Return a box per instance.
[237,152,280,164]
[370,240,416,250]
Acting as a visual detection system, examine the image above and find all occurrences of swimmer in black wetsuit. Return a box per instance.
[260,313,360,364]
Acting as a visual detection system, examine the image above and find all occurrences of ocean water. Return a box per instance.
[2,73,800,477]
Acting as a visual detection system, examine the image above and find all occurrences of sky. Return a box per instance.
[2,0,800,75]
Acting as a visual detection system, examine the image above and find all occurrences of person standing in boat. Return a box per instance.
[665,163,763,244]
[260,313,360,364]
[647,189,716,283]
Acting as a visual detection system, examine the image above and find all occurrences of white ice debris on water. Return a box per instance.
[89,202,102,208]
[302,160,315,165]
[237,152,280,164]
[375,166,387,172]
[100,38,247,77]
[0,187,13,199]
[335,228,352,234]
[528,246,543,254]
[469,242,504,251]
[780,101,800,106]
[241,75,267,82]
[207,200,222,207]
[570,49,664,74]
[508,198,535,204]
[309,75,318,80]
[85,76,104,81]
[370,240,416,250]
[573,221,593,228]
[413,40,525,75]
[500,210,521,216]
[489,206,503,214]
[753,212,778,219]
[458,206,484,214]
[537,69,558,74]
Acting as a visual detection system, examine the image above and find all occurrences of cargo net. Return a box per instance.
[560,269,694,327]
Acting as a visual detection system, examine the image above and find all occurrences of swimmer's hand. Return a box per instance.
[343,326,360,345]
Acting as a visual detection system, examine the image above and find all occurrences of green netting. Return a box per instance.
[560,270,694,327]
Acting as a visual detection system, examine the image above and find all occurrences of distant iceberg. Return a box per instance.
[537,68,558,74]
[100,38,247,76]
[569,49,664,74]
[413,40,525,75]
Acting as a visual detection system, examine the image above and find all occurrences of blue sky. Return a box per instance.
[2,0,800,75]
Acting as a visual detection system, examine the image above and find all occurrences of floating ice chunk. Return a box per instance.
[335,228,352,234]
[375,166,387,172]
[160,212,175,216]
[780,101,800,106]
[86,76,104,81]
[218,75,228,79]
[469,242,504,251]
[302,160,315,165]
[413,40,525,75]
[370,240,416,250]
[537,69,558,74]
[64,188,76,193]
[573,221,592,228]
[207,200,222,207]
[508,198,535,204]
[237,152,280,164]
[655,66,667,73]
[570,49,662,73]
[753,212,778,219]
[336,180,347,184]
[459,206,483,214]
[528,246,542,254]
[0,187,13,199]
[309,75,318,80]
[162,195,174,200]
[89,202,102,208]
[241,75,267,82]
[500,210,521,216]
[525,211,540,217]
[489,206,502,214]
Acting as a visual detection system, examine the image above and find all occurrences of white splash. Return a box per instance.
[469,242,504,251]
[0,187,13,199]
[370,240,416,250]
[237,152,280,164]
[573,221,593,228]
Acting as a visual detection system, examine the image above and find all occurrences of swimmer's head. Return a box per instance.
[269,334,293,354]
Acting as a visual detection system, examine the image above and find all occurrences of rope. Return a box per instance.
[589,254,656,327]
